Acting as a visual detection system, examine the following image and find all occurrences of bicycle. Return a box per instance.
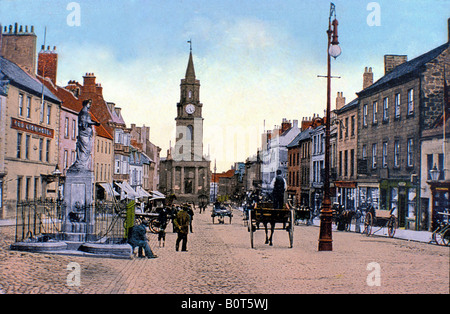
[431,212,450,246]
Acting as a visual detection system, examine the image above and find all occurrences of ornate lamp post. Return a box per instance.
[318,3,341,251]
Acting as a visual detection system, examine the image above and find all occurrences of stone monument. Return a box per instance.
[63,99,100,242]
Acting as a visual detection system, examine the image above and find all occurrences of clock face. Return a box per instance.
[185,104,195,114]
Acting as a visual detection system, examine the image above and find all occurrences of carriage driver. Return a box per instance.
[271,170,286,209]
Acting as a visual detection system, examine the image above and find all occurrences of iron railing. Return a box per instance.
[15,198,129,244]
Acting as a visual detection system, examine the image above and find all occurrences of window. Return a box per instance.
[26,96,31,118]
[46,140,50,162]
[46,104,51,124]
[351,115,355,136]
[350,149,355,177]
[407,89,414,115]
[17,177,22,201]
[438,153,444,180]
[39,138,43,161]
[382,142,388,168]
[17,133,22,158]
[427,154,433,180]
[394,140,400,168]
[64,150,68,169]
[407,138,413,167]
[372,101,378,124]
[18,94,24,116]
[363,104,368,126]
[39,101,45,123]
[64,117,69,138]
[345,117,349,138]
[72,119,76,139]
[25,177,31,200]
[394,93,401,119]
[71,151,75,165]
[362,145,367,160]
[339,151,342,177]
[383,97,389,122]
[344,150,348,177]
[372,143,377,169]
[25,135,30,160]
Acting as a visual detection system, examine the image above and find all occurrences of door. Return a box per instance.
[398,187,407,228]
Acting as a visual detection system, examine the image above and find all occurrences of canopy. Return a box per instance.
[98,182,119,197]
[136,186,151,198]
[115,181,138,200]
[150,190,165,200]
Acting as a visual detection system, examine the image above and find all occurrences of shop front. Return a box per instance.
[380,180,418,230]
[335,181,357,210]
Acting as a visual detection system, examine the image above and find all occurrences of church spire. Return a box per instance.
[185,39,196,80]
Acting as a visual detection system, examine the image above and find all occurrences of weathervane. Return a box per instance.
[187,39,192,52]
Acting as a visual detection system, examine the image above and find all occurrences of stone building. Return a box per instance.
[0,48,61,218]
[357,24,450,230]
[159,49,211,203]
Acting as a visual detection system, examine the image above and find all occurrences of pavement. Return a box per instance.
[0,206,448,295]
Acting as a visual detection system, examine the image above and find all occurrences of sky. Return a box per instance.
[1,0,449,172]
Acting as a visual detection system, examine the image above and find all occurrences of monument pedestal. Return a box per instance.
[63,168,95,241]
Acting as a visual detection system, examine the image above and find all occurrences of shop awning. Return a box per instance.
[150,190,165,200]
[115,181,138,199]
[136,186,151,198]
[98,183,120,197]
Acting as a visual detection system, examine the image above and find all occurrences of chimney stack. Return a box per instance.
[1,23,37,75]
[336,92,346,110]
[363,67,374,90]
[37,45,58,85]
[384,55,407,75]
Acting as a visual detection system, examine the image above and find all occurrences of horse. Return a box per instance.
[263,220,276,246]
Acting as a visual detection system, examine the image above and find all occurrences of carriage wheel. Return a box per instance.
[442,229,450,246]
[387,216,396,238]
[249,210,254,248]
[149,219,161,234]
[288,209,294,248]
[364,212,373,236]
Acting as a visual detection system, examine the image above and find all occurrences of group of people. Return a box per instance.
[127,203,195,258]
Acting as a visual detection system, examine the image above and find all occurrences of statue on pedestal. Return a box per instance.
[69,99,100,172]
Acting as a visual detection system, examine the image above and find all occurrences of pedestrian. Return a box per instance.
[187,203,194,233]
[128,220,157,259]
[174,204,191,251]
[271,170,286,209]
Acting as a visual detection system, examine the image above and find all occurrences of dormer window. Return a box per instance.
[188,90,192,99]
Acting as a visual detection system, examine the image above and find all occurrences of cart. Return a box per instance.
[294,206,311,225]
[248,202,294,248]
[211,204,233,224]
[363,207,397,238]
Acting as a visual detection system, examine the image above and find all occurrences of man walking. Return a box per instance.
[174,204,191,251]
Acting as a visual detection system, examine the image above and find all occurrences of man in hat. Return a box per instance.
[128,220,157,258]
[272,169,286,209]
[174,204,191,251]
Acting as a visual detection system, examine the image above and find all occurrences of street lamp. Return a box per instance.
[52,165,62,201]
[429,164,440,182]
[318,2,341,251]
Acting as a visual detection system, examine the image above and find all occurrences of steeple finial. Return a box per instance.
[185,40,196,79]
[187,39,192,52]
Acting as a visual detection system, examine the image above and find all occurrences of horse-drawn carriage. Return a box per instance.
[294,206,312,225]
[211,202,233,224]
[248,202,294,248]
[363,205,397,238]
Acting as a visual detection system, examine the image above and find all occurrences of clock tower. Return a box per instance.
[175,47,204,161]
[160,44,210,203]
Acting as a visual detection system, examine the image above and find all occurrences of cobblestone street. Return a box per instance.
[0,208,448,294]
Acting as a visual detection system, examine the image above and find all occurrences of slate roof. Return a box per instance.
[0,56,60,103]
[287,128,312,148]
[358,42,450,97]
[334,98,359,114]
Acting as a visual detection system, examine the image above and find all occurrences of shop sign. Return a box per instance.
[11,118,54,138]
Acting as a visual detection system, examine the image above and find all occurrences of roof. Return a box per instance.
[287,128,312,148]
[0,56,60,103]
[185,51,196,79]
[358,42,450,97]
[334,98,359,114]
